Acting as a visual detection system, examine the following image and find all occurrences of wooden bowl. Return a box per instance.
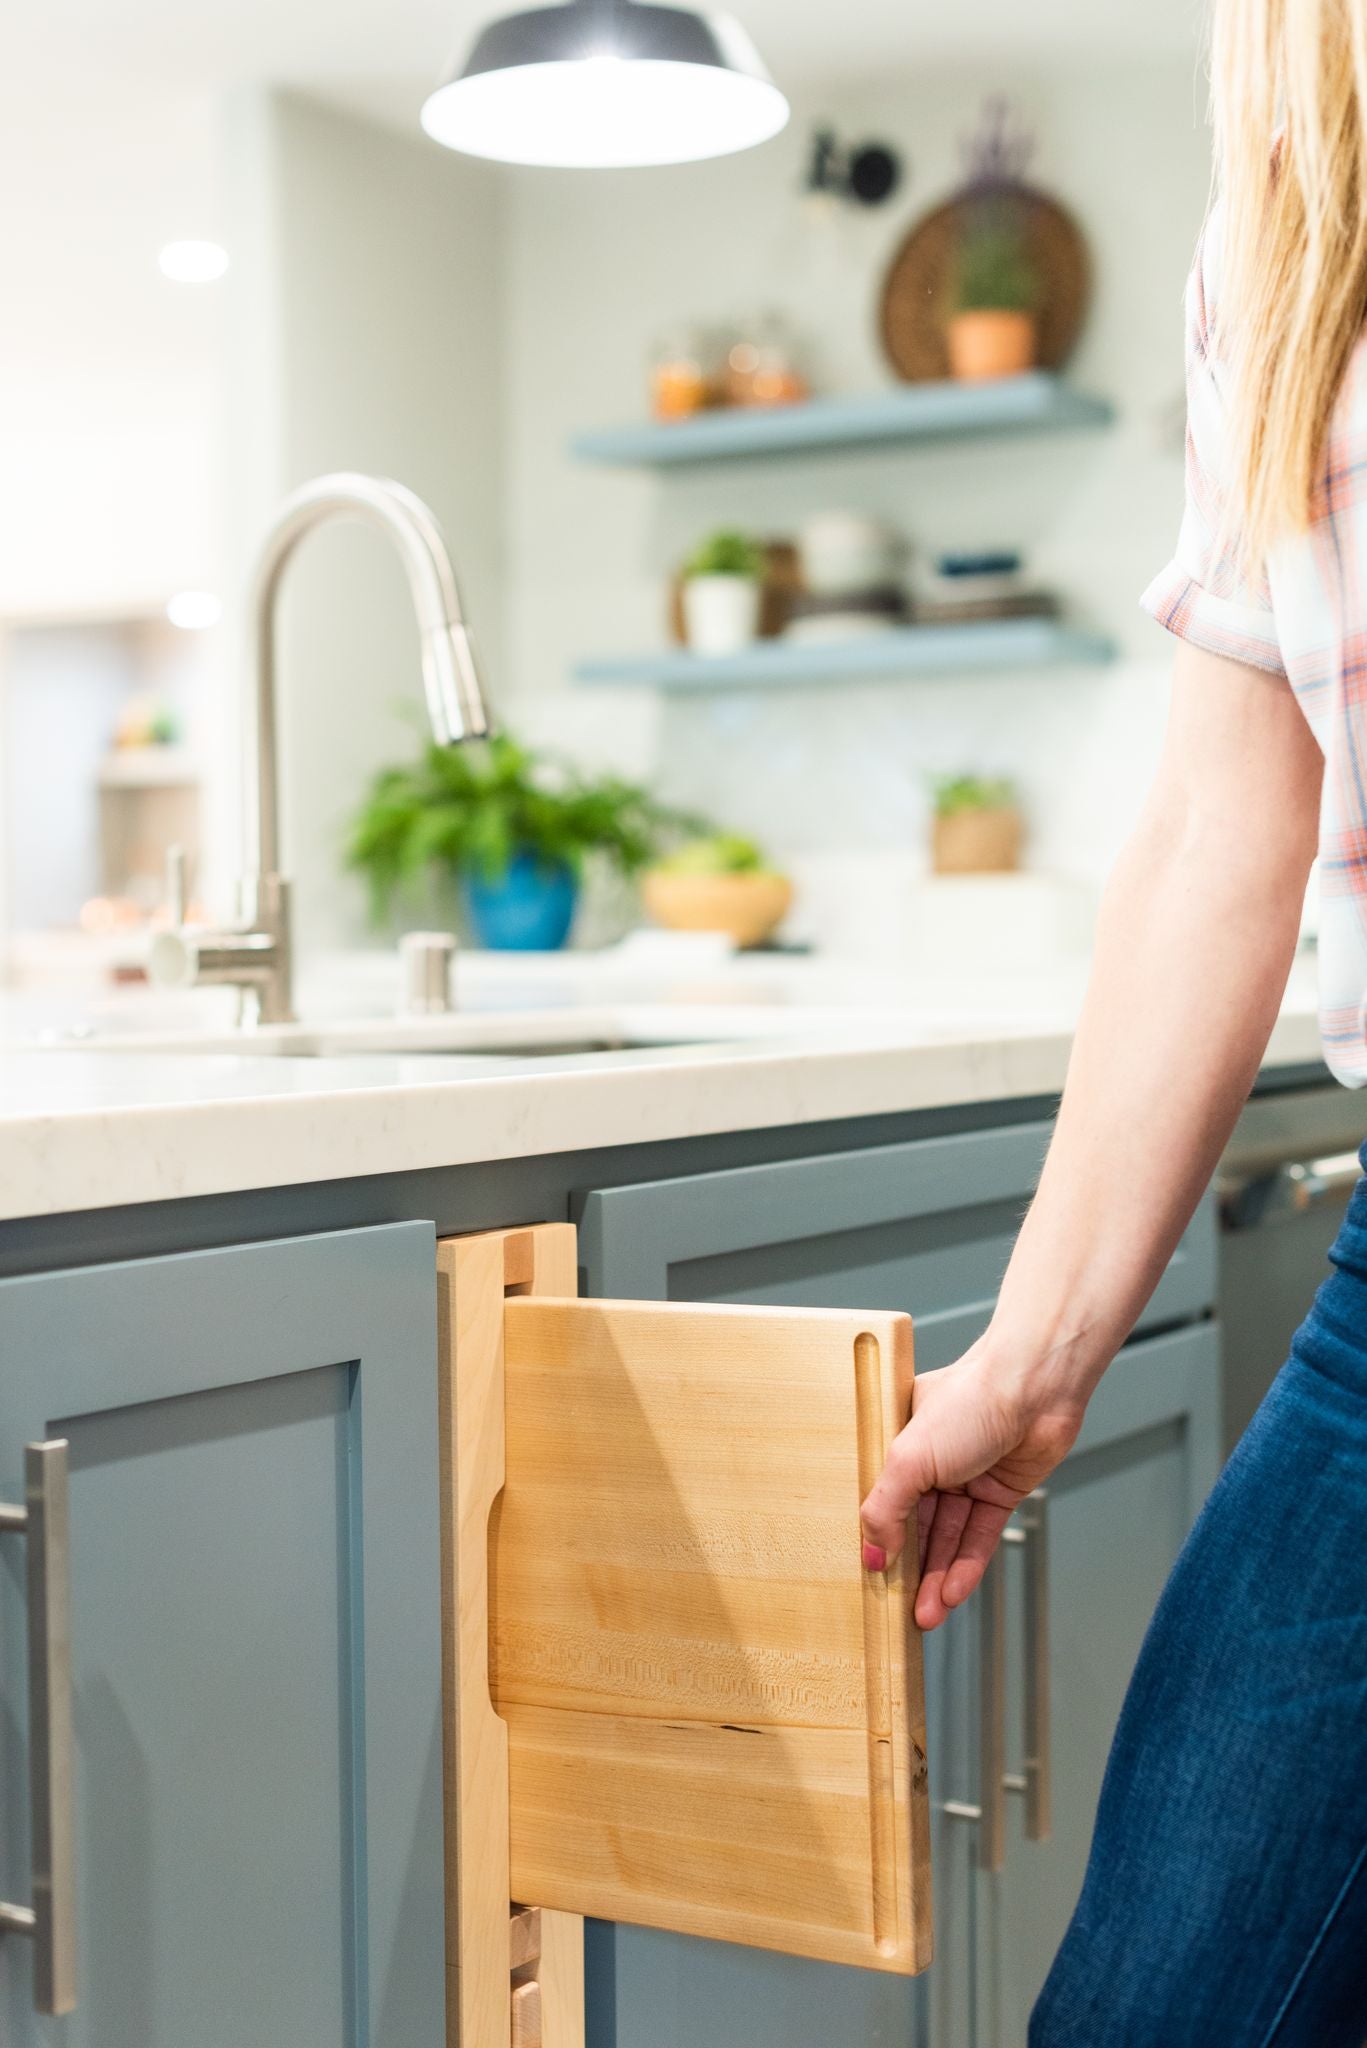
[642,870,793,947]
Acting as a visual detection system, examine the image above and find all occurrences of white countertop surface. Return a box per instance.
[0,944,1326,1225]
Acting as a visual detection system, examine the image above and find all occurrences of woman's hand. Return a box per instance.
[860,1346,1085,1631]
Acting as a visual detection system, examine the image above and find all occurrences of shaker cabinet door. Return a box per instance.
[975,1321,1222,2048]
[572,1142,1220,2048]
[0,1224,446,2048]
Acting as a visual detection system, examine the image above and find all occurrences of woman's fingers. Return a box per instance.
[940,1497,1014,1610]
[916,1491,937,1573]
[913,1491,974,1630]
[911,1492,1013,1628]
[860,1414,938,1563]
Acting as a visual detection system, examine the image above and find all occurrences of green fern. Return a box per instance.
[346,734,706,924]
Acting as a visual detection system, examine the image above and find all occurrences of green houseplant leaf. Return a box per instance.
[931,772,1017,819]
[346,733,706,923]
[682,530,767,581]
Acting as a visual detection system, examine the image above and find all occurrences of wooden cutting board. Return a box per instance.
[492,1296,931,1974]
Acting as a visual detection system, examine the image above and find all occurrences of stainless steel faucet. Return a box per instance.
[150,473,491,1025]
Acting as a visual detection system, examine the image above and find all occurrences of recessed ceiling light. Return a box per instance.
[422,0,788,169]
[166,591,222,631]
[158,240,230,284]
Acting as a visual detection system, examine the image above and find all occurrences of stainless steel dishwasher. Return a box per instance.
[1218,1075,1367,1452]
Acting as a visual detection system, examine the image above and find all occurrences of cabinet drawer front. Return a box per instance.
[577,1124,1053,1310]
[577,1128,1217,1366]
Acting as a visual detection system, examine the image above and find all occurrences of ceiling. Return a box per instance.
[10,0,1208,130]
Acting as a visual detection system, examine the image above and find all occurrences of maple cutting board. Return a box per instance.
[491,1294,931,1975]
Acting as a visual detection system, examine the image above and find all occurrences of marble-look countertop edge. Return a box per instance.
[3,1030,1073,1223]
[0,998,1328,1226]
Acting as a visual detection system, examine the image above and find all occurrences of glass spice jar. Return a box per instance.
[650,331,710,420]
[723,312,809,409]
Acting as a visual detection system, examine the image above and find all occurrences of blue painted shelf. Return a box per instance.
[571,373,1113,469]
[574,619,1115,691]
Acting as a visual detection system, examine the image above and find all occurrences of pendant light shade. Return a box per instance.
[421,0,789,169]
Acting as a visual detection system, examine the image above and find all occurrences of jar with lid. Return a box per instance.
[723,311,809,409]
[650,329,710,421]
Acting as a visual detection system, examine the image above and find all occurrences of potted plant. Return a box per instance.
[946,206,1038,381]
[930,774,1024,874]
[347,733,695,951]
[643,832,793,948]
[680,530,767,656]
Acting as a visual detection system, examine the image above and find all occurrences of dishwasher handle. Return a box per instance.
[1219,1150,1362,1231]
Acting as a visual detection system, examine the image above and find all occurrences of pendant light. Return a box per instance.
[421,0,789,169]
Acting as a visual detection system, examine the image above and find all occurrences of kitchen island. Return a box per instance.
[0,952,1334,2048]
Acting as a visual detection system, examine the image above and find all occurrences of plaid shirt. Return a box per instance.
[1142,210,1367,1085]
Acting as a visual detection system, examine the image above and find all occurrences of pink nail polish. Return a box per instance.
[862,1541,887,1572]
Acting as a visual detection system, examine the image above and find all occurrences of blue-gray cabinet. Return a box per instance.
[971,1320,1221,2048]
[0,1223,446,2048]
[576,1136,1223,2048]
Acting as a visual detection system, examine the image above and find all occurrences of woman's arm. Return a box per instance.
[861,640,1324,1628]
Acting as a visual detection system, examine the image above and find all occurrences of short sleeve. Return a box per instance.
[1140,221,1288,678]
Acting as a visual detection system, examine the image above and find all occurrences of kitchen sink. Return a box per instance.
[22,992,1057,1063]
[30,1003,826,1062]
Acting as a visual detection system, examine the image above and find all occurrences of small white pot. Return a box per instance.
[682,575,761,656]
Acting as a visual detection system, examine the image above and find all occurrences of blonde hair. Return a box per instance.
[1212,0,1367,561]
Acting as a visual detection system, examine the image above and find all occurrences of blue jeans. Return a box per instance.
[1031,1167,1367,2047]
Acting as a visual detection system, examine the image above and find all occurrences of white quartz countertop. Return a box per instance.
[0,944,1326,1225]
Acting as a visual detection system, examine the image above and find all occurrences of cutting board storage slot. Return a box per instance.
[438,1223,932,2048]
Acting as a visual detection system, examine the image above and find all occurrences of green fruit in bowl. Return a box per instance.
[644,832,791,946]
[656,833,770,877]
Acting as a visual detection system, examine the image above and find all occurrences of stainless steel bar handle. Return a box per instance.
[1003,1491,1052,1842]
[1220,1149,1362,1229]
[940,1547,1008,1871]
[978,1547,1007,1872]
[0,1441,77,2015]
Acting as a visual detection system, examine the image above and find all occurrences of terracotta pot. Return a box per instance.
[932,807,1023,875]
[945,310,1036,382]
[642,870,793,948]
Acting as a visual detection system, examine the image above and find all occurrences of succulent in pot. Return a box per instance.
[930,774,1023,874]
[680,530,767,657]
[347,733,697,951]
[643,832,793,948]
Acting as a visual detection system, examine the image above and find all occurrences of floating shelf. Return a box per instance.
[574,619,1115,691]
[571,373,1113,470]
[97,747,200,789]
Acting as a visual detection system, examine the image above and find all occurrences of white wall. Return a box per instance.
[220,91,507,953]
[0,69,223,619]
[497,60,1212,906]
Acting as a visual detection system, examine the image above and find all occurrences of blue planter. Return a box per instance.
[462,855,579,951]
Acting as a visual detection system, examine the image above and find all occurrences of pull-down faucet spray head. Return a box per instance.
[251,473,492,879]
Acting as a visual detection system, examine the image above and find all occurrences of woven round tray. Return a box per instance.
[878,187,1091,383]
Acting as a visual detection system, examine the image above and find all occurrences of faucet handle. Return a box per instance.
[165,844,187,927]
